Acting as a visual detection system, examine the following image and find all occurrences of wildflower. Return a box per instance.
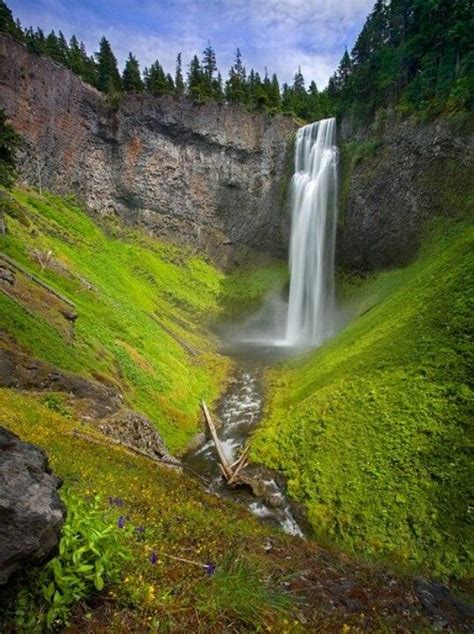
[135,526,145,538]
[150,551,158,565]
[117,515,126,529]
[205,562,216,576]
[109,496,124,507]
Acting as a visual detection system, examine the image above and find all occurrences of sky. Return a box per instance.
[9,0,375,89]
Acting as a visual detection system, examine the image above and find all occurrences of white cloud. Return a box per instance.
[10,0,374,87]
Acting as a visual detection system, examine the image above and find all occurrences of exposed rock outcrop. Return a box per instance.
[99,410,170,459]
[0,427,66,585]
[0,345,123,419]
[0,34,296,265]
[337,115,474,270]
[0,342,172,461]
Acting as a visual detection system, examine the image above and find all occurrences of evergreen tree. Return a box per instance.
[212,72,224,102]
[187,54,205,101]
[269,73,281,110]
[145,60,170,95]
[166,73,175,93]
[24,27,45,55]
[0,0,22,39]
[226,48,247,104]
[96,36,121,93]
[175,53,185,95]
[202,42,217,81]
[122,52,144,92]
[68,35,83,74]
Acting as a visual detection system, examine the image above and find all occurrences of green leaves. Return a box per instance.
[14,490,130,631]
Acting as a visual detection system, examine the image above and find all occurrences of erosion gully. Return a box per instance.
[183,341,307,538]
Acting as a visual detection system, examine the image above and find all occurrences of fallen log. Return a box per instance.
[200,400,233,480]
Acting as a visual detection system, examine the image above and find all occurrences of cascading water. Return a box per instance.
[285,118,339,347]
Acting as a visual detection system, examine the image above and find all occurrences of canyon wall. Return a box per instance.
[0,34,295,264]
[1,33,472,271]
[337,114,474,270]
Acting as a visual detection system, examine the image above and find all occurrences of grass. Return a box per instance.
[252,218,473,579]
[0,388,301,632]
[0,188,284,452]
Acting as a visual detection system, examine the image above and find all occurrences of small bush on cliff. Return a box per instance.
[14,491,130,631]
[0,108,19,189]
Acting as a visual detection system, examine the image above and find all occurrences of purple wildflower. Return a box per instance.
[117,515,126,529]
[109,497,124,507]
[150,551,158,565]
[205,562,216,576]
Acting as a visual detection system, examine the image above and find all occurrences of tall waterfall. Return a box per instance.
[285,118,338,347]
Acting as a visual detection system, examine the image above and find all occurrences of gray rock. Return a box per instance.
[337,115,474,270]
[0,345,123,419]
[0,427,66,585]
[0,34,296,266]
[99,410,170,458]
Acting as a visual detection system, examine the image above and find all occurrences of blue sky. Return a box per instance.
[10,0,375,88]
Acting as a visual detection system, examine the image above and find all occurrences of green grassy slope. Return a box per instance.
[0,188,284,452]
[252,219,473,578]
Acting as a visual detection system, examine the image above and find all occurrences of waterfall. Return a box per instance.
[285,118,338,347]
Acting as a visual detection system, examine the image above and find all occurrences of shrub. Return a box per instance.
[14,491,130,630]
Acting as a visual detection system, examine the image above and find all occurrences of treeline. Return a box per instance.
[1,0,471,125]
[0,0,329,121]
[328,0,473,122]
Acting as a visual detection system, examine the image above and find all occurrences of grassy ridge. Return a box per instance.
[252,219,473,578]
[0,188,284,452]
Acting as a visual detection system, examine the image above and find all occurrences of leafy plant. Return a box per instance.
[41,393,72,419]
[14,491,130,631]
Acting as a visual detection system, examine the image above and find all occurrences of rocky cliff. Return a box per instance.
[337,114,474,270]
[0,34,295,264]
[1,33,472,271]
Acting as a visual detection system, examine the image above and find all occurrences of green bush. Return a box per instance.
[14,491,130,631]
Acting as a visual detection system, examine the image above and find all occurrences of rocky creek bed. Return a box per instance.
[183,344,309,538]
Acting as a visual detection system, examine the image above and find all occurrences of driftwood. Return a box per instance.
[200,400,251,487]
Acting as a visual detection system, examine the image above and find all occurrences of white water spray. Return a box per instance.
[285,118,338,347]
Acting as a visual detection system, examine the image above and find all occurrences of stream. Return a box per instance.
[183,345,305,538]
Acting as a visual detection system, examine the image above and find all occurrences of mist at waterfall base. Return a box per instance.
[221,118,342,359]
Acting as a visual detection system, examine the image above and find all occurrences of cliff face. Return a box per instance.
[0,34,296,264]
[1,34,472,272]
[337,115,474,270]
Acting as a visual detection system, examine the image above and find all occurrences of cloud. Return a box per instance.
[9,0,374,87]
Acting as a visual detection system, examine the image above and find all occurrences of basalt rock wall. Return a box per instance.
[337,114,474,270]
[0,34,296,265]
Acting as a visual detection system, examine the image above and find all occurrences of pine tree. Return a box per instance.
[79,41,98,87]
[187,55,204,102]
[44,31,68,66]
[0,0,22,39]
[269,73,281,110]
[145,60,173,95]
[175,53,185,95]
[122,52,144,92]
[225,48,247,104]
[96,36,121,93]
[202,42,217,81]
[212,72,224,102]
[24,27,45,55]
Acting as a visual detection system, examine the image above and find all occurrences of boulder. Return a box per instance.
[0,427,66,585]
[98,410,170,459]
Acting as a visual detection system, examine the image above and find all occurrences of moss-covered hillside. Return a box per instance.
[0,188,285,452]
[252,219,473,579]
[1,188,448,632]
